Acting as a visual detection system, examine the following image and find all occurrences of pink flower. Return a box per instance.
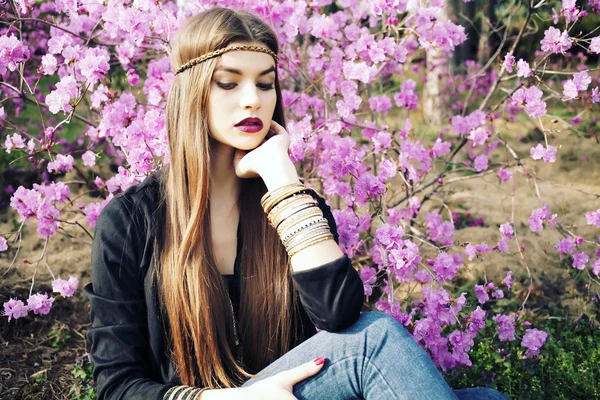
[84,194,113,228]
[432,252,462,282]
[37,200,60,238]
[503,271,513,289]
[592,87,600,103]
[368,95,393,114]
[82,150,96,167]
[0,237,7,251]
[592,259,600,276]
[47,154,74,173]
[562,0,581,23]
[591,37,600,54]
[394,79,419,110]
[500,223,514,239]
[530,143,557,162]
[510,86,546,118]
[516,59,533,78]
[378,159,397,181]
[127,68,140,86]
[45,75,79,114]
[52,276,79,297]
[540,27,572,54]
[563,80,578,100]
[10,186,42,221]
[497,237,509,253]
[0,34,31,75]
[41,54,58,75]
[468,126,489,146]
[572,252,589,270]
[573,71,591,92]
[474,154,488,172]
[342,61,377,84]
[79,48,110,85]
[425,211,454,246]
[27,293,54,315]
[432,138,451,157]
[503,53,515,73]
[556,237,575,258]
[586,209,600,227]
[474,285,489,304]
[521,328,548,357]
[528,204,556,232]
[493,314,516,341]
[2,298,29,321]
[497,168,512,182]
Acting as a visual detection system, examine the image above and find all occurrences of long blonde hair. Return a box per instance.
[156,8,304,389]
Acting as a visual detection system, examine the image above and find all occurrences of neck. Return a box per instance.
[209,139,241,211]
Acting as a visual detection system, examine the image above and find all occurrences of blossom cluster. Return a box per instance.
[1,277,79,321]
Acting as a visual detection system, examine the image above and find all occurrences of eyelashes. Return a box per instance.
[216,82,274,91]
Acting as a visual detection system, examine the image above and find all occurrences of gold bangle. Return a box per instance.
[261,184,308,214]
[268,194,315,224]
[277,207,323,235]
[284,224,331,250]
[289,234,334,257]
[281,217,328,244]
[271,199,319,228]
[261,183,303,206]
[264,188,309,215]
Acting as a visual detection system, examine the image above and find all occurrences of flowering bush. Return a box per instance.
[1,0,599,375]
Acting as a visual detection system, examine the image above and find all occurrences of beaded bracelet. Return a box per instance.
[284,224,331,250]
[289,234,334,257]
[276,207,323,235]
[281,216,328,244]
[268,194,316,225]
[261,183,309,214]
[271,199,319,229]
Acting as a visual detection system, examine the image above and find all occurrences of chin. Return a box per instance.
[232,138,264,151]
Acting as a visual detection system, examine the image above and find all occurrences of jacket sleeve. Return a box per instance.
[290,190,364,332]
[84,194,176,400]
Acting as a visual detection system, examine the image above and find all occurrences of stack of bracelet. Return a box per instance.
[261,183,334,257]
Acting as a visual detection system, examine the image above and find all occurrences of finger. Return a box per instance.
[276,357,326,387]
[270,120,288,138]
[270,120,284,133]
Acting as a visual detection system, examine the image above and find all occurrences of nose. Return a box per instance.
[239,83,261,110]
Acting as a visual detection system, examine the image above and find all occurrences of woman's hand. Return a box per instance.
[239,357,326,399]
[233,120,300,190]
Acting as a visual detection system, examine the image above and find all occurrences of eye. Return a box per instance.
[257,83,275,91]
[216,82,237,90]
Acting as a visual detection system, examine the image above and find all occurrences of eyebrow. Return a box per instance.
[214,65,276,76]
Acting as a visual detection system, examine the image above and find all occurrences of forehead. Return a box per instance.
[214,46,275,76]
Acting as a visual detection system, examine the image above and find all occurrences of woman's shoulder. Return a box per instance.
[97,169,164,233]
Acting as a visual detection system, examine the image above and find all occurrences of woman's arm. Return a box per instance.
[86,194,177,400]
[262,158,365,332]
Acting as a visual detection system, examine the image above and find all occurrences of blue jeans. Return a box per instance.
[242,311,509,400]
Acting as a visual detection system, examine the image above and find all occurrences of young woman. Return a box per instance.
[84,7,509,400]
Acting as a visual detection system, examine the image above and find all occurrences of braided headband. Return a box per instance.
[175,45,279,75]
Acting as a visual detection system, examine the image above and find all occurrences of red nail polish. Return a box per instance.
[314,357,325,366]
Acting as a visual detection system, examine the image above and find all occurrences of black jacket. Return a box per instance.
[84,170,364,400]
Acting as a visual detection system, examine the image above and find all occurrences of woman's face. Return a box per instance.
[207,41,278,151]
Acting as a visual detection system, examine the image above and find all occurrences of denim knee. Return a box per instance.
[354,310,400,328]
[352,311,406,337]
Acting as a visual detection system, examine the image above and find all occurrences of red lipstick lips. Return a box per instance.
[235,117,263,133]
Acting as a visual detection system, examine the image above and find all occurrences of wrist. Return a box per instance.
[261,156,301,191]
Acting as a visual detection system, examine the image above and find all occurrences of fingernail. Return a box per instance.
[314,357,325,366]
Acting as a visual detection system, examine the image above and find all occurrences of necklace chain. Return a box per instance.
[220,276,242,363]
